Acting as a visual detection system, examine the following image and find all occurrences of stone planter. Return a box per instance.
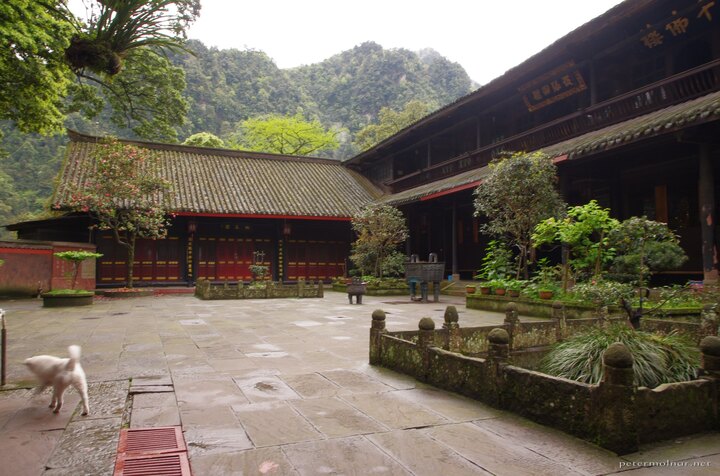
[42,292,94,307]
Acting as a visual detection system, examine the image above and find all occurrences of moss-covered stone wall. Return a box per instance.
[195,278,323,300]
[369,307,720,455]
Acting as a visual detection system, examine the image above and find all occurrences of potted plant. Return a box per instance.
[42,251,102,307]
[506,279,523,298]
[466,284,477,294]
[538,287,556,300]
[533,258,560,300]
[489,279,508,296]
[474,240,514,297]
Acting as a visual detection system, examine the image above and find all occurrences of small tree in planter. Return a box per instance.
[474,151,565,279]
[350,204,409,279]
[608,216,687,327]
[56,138,171,288]
[54,251,103,291]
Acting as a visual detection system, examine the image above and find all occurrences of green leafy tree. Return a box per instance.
[608,216,688,287]
[0,1,74,134]
[354,100,430,150]
[350,205,409,279]
[533,200,620,287]
[0,1,196,140]
[474,151,565,279]
[54,250,103,290]
[183,132,225,148]
[56,139,171,288]
[233,113,340,156]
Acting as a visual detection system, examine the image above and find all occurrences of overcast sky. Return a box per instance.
[185,0,625,85]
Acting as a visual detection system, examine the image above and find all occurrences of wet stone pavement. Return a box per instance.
[0,292,718,475]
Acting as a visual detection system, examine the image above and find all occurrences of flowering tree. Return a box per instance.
[57,139,171,288]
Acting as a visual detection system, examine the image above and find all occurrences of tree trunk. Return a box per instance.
[126,233,137,288]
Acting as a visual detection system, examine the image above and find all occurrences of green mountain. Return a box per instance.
[0,40,473,234]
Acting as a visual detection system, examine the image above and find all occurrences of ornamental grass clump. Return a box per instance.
[539,324,699,388]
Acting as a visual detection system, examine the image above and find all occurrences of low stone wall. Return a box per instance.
[467,294,602,319]
[467,294,701,321]
[195,278,323,300]
[331,282,409,296]
[368,304,720,454]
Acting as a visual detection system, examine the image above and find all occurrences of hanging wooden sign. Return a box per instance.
[518,61,587,112]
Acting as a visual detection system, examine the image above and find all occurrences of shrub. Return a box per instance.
[539,324,699,388]
[571,280,634,308]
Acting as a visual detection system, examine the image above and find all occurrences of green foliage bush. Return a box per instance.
[570,280,634,308]
[540,324,699,388]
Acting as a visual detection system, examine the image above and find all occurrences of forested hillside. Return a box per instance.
[0,40,473,235]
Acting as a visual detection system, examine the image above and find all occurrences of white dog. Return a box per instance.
[24,345,90,416]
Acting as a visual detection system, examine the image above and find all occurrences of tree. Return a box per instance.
[0,1,197,140]
[54,250,103,290]
[607,216,688,287]
[354,100,430,150]
[533,200,620,287]
[350,205,409,278]
[183,132,225,148]
[56,139,171,288]
[232,113,340,156]
[473,151,565,279]
[0,1,74,134]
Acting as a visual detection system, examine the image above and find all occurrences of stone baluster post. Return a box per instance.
[552,301,566,342]
[369,310,387,365]
[699,335,720,378]
[504,302,518,348]
[595,342,638,455]
[318,280,324,298]
[700,305,718,338]
[486,328,510,406]
[443,306,462,352]
[418,317,435,381]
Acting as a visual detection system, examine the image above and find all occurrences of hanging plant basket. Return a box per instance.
[65,36,123,75]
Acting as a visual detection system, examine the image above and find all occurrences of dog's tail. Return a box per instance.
[67,345,81,371]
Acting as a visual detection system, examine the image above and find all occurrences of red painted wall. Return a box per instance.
[0,240,98,296]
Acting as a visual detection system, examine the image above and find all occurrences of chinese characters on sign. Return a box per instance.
[640,2,715,49]
[519,62,588,112]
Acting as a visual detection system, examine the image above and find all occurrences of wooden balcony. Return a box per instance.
[388,59,720,192]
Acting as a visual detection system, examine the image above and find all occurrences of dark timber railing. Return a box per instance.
[388,59,720,192]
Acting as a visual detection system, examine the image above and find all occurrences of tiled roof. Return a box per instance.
[379,166,490,206]
[542,90,720,159]
[54,133,382,218]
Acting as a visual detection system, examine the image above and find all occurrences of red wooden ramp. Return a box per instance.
[114,426,192,476]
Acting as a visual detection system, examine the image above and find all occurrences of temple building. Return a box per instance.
[7,0,720,286]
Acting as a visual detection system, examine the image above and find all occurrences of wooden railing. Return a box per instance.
[388,59,720,192]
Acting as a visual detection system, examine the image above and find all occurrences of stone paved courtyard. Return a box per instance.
[0,291,718,475]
